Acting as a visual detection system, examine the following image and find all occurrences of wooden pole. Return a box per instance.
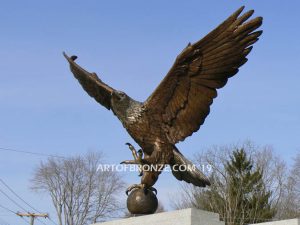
[17,212,48,225]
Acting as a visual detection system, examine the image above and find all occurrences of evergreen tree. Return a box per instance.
[187,149,276,225]
[224,149,275,224]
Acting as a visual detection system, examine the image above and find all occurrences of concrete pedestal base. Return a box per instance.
[91,208,224,225]
[249,218,300,225]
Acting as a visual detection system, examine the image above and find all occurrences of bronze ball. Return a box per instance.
[127,188,158,215]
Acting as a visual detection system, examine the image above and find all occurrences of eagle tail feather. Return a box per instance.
[170,147,211,187]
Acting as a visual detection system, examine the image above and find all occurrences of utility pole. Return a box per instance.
[17,212,48,225]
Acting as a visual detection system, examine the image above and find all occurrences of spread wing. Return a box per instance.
[143,6,263,144]
[64,53,115,110]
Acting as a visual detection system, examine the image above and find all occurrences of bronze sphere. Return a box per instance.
[127,188,158,215]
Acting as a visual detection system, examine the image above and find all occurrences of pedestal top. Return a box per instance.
[91,208,224,225]
[249,218,300,225]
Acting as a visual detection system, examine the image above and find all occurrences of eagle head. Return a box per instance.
[111,91,132,119]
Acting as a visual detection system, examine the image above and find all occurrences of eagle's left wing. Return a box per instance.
[143,6,262,144]
[64,53,115,110]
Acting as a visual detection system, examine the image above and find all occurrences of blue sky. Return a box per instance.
[0,0,299,224]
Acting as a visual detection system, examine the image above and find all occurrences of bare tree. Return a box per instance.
[171,141,288,224]
[276,153,300,219]
[31,152,124,225]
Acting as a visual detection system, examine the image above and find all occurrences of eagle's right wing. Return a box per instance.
[143,7,262,144]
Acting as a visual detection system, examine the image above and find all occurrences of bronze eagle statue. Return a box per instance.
[64,6,262,194]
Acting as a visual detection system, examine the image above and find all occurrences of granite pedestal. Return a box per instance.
[91,208,224,225]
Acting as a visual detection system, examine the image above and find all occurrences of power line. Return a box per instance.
[0,147,62,225]
[47,215,58,225]
[0,204,15,215]
[0,147,65,159]
[0,203,29,224]
[0,191,41,225]
[0,179,39,212]
[0,179,57,225]
[0,187,27,212]
[18,216,30,224]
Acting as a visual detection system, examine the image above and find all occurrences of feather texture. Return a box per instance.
[144,6,263,144]
[64,53,115,110]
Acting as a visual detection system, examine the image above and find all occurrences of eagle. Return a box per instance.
[64,6,262,195]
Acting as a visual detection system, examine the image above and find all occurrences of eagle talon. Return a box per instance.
[125,184,157,196]
[124,143,144,176]
[125,143,137,157]
[120,160,138,164]
[143,187,148,195]
[125,142,134,149]
[149,187,157,195]
[125,184,144,196]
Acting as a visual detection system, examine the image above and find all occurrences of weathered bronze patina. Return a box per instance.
[127,189,158,215]
[64,6,262,214]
